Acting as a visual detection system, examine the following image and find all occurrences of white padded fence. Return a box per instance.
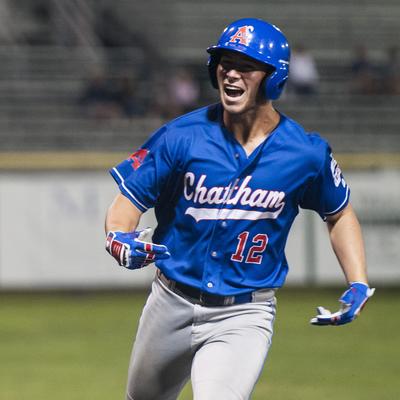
[0,168,398,289]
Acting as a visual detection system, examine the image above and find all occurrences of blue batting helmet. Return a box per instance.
[207,18,290,100]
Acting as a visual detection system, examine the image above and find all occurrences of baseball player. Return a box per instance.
[105,18,375,400]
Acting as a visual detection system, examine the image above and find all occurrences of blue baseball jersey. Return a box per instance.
[110,104,349,295]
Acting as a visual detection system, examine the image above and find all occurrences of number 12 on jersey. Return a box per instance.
[231,231,269,264]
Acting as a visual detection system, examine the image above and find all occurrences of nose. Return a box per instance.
[225,67,241,80]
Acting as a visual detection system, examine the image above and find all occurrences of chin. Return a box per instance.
[223,105,245,115]
[222,101,254,116]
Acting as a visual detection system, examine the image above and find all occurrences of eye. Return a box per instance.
[220,60,234,70]
[220,60,256,72]
[238,64,257,72]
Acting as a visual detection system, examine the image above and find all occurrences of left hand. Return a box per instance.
[310,282,375,326]
[106,228,170,270]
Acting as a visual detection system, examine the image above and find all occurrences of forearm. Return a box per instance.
[105,193,143,233]
[327,204,368,285]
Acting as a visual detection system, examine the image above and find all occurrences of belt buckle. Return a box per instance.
[199,292,204,305]
[199,292,232,307]
[199,291,210,306]
[199,291,215,306]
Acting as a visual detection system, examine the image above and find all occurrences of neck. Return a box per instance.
[223,102,280,151]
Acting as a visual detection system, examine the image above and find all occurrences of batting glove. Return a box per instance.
[310,282,375,326]
[106,228,170,270]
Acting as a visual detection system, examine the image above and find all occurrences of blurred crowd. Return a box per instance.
[75,7,202,120]
[285,43,400,99]
[78,65,201,120]
[1,0,399,122]
[350,45,400,95]
[78,43,400,121]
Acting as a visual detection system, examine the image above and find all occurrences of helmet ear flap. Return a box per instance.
[207,54,220,89]
[265,75,289,100]
[265,64,289,99]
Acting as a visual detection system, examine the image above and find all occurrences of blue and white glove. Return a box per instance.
[310,282,375,326]
[106,228,170,270]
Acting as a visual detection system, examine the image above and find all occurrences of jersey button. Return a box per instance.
[220,221,228,228]
[211,251,218,258]
[207,282,214,288]
[235,153,239,159]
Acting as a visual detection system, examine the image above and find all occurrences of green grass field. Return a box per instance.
[0,288,398,400]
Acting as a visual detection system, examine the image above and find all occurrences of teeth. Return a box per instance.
[224,86,244,98]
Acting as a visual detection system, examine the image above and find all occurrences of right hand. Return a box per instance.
[105,228,170,269]
[310,282,375,326]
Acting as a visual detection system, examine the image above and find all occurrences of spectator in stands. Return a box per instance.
[113,74,143,118]
[95,7,162,108]
[288,44,319,96]
[0,0,19,44]
[95,7,161,69]
[379,46,400,95]
[96,8,133,48]
[155,66,201,118]
[27,1,53,45]
[350,45,377,95]
[79,69,122,119]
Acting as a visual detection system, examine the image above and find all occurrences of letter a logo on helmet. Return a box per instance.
[229,25,254,46]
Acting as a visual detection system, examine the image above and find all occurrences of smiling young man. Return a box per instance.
[217,50,280,155]
[105,18,375,400]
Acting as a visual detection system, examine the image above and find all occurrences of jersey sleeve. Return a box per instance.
[109,126,179,212]
[299,141,350,219]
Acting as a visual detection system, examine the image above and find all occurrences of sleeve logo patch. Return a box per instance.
[129,149,149,170]
[330,153,346,188]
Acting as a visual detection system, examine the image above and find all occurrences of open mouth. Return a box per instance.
[224,85,245,98]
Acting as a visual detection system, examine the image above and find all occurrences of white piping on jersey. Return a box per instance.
[112,167,149,211]
[324,186,350,215]
[185,206,284,222]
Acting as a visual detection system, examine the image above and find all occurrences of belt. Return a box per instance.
[157,270,275,307]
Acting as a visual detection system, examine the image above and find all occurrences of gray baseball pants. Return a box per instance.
[126,274,277,400]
